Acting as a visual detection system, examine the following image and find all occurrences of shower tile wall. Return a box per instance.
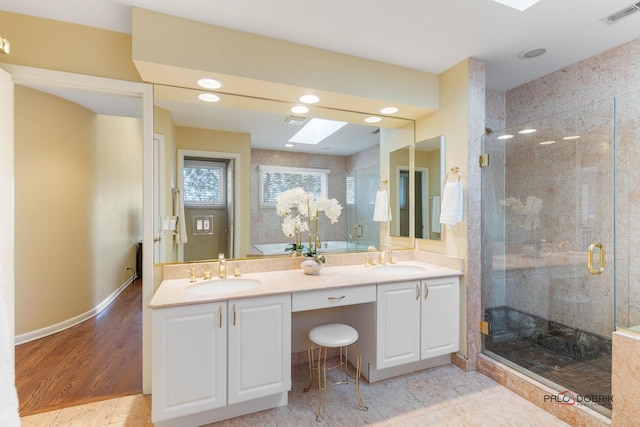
[250,149,348,251]
[615,94,640,328]
[485,38,640,337]
[347,145,380,248]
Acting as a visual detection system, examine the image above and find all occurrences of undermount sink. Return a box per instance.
[187,278,261,295]
[372,264,430,275]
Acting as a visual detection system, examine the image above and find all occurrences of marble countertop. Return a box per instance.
[149,260,462,309]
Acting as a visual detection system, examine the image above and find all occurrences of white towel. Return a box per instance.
[0,294,20,427]
[431,196,441,233]
[440,181,463,230]
[373,189,392,222]
[173,189,188,244]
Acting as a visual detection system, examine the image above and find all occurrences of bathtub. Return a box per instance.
[252,241,373,256]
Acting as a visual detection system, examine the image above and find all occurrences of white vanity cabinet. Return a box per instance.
[152,302,227,422]
[227,295,291,404]
[420,276,460,359]
[376,276,460,370]
[152,294,291,424]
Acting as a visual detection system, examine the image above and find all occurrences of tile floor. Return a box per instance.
[20,363,570,427]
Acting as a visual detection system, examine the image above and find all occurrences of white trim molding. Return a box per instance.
[15,275,137,345]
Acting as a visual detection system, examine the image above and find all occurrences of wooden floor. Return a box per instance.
[15,279,142,417]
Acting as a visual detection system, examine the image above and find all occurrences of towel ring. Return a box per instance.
[445,167,461,182]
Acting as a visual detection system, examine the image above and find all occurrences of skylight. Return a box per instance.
[288,118,347,145]
[492,0,540,11]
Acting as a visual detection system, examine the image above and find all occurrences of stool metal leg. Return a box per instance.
[303,344,315,393]
[316,346,328,422]
[353,342,368,411]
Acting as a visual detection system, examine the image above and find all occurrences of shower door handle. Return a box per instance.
[354,224,364,238]
[587,242,605,276]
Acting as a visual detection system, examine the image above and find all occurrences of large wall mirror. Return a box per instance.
[153,84,415,264]
[414,135,444,241]
[389,135,444,240]
[389,145,411,237]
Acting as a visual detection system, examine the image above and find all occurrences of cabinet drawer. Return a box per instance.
[292,285,376,312]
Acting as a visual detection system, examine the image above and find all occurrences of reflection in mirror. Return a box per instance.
[389,146,411,237]
[153,84,415,264]
[414,136,444,241]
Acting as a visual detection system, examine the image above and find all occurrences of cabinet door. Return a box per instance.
[421,276,460,359]
[376,280,421,369]
[227,294,291,405]
[152,302,227,422]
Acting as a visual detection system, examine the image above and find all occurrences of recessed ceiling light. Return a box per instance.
[198,93,220,103]
[299,95,320,104]
[365,116,382,123]
[539,140,556,145]
[289,118,347,144]
[493,0,540,11]
[380,107,399,114]
[563,135,580,140]
[520,47,547,59]
[197,78,222,89]
[497,134,514,140]
[518,128,537,134]
[291,105,309,114]
[284,143,294,148]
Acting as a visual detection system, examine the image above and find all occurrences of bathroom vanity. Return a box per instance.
[149,259,462,426]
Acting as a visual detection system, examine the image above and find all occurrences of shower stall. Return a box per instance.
[345,164,380,252]
[480,92,640,416]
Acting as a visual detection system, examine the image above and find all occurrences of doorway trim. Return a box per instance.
[1,63,154,394]
[177,149,241,260]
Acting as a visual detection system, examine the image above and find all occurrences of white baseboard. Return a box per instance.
[15,274,137,345]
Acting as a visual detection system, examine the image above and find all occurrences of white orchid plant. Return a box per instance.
[276,187,343,263]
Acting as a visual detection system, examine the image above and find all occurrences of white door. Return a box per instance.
[226,159,235,257]
[421,277,460,359]
[227,295,291,404]
[153,134,167,263]
[376,281,421,369]
[152,302,227,422]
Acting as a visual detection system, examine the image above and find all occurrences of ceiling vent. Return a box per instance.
[604,2,640,24]
[283,115,306,126]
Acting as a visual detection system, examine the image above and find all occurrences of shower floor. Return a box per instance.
[485,337,612,410]
[483,306,612,411]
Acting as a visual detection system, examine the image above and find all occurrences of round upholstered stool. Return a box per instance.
[303,323,368,421]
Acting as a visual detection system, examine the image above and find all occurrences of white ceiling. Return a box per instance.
[3,0,640,154]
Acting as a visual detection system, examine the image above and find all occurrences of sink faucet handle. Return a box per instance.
[218,253,227,279]
[182,268,197,282]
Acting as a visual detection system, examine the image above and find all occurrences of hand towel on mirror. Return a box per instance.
[174,188,189,244]
[373,189,392,222]
[440,181,463,230]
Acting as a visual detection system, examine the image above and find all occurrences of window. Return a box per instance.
[183,159,226,208]
[259,165,330,207]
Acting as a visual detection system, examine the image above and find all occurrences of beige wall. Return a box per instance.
[175,126,252,258]
[14,86,142,335]
[131,8,438,113]
[0,11,140,82]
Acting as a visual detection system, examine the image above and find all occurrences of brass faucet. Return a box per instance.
[218,253,227,279]
[183,267,197,282]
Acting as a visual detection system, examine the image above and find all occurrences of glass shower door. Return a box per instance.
[346,165,380,252]
[481,100,615,415]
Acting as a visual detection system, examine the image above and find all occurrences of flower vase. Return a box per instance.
[300,257,323,275]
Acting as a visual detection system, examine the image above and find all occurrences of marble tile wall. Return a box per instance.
[483,38,640,338]
[612,331,640,426]
[250,149,349,251]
